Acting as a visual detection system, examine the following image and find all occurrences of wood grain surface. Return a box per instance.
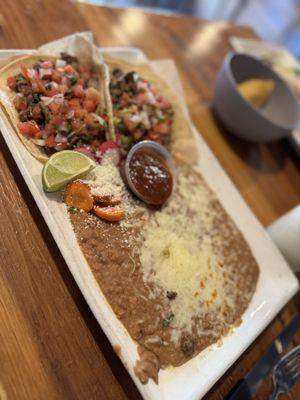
[0,1,299,399]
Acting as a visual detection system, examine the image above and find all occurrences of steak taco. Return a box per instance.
[105,57,198,165]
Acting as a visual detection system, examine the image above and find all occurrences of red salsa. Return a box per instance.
[128,149,173,205]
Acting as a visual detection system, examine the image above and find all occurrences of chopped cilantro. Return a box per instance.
[64,89,72,98]
[32,93,40,103]
[162,313,174,327]
[120,134,133,146]
[69,76,78,86]
[16,75,26,84]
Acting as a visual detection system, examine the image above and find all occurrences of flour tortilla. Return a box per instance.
[0,54,112,163]
[104,57,198,166]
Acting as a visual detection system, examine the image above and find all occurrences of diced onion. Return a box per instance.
[129,114,142,124]
[53,93,64,104]
[31,139,46,146]
[91,113,105,126]
[51,82,59,90]
[65,109,75,119]
[55,132,68,143]
[95,150,102,159]
[140,111,151,129]
[28,68,38,80]
[55,59,66,68]
[156,109,163,119]
[145,90,156,105]
[39,68,52,79]
[40,96,53,106]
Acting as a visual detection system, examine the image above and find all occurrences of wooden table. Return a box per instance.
[0,1,299,399]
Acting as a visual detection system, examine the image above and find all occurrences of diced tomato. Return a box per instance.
[79,66,89,74]
[40,60,53,69]
[32,105,42,120]
[147,130,160,141]
[35,130,42,139]
[49,102,62,114]
[135,92,153,107]
[52,70,62,83]
[40,70,53,81]
[132,129,144,140]
[46,88,59,97]
[68,98,81,108]
[7,76,16,90]
[123,116,136,132]
[137,80,149,92]
[115,133,122,147]
[83,99,96,113]
[75,146,94,158]
[91,139,100,148]
[73,84,85,98]
[71,119,83,131]
[99,140,119,154]
[13,94,27,111]
[40,129,48,138]
[59,101,70,115]
[156,100,172,110]
[78,66,91,81]
[59,84,69,94]
[51,115,63,126]
[29,69,39,81]
[17,121,41,138]
[120,92,131,107]
[77,78,84,86]
[20,63,30,81]
[32,79,46,94]
[64,64,76,75]
[99,141,120,165]
[74,107,87,119]
[45,135,56,147]
[153,122,171,135]
[44,123,55,136]
[70,120,79,131]
[61,76,70,87]
[84,113,95,126]
[85,87,101,104]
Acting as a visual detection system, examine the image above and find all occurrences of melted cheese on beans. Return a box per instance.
[140,173,237,343]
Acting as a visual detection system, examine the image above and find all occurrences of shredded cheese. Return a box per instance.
[83,154,124,199]
[140,171,236,343]
[82,153,147,225]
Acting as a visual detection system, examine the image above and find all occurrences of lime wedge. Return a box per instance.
[42,150,96,192]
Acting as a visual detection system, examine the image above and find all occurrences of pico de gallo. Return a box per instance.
[110,69,174,154]
[7,53,116,161]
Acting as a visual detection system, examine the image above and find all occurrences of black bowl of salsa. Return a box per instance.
[123,141,176,206]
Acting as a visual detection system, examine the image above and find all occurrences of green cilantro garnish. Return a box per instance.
[162,313,174,328]
[69,76,78,86]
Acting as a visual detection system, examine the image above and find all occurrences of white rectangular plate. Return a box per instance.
[0,46,298,400]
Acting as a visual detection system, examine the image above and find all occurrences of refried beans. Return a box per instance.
[69,163,259,384]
